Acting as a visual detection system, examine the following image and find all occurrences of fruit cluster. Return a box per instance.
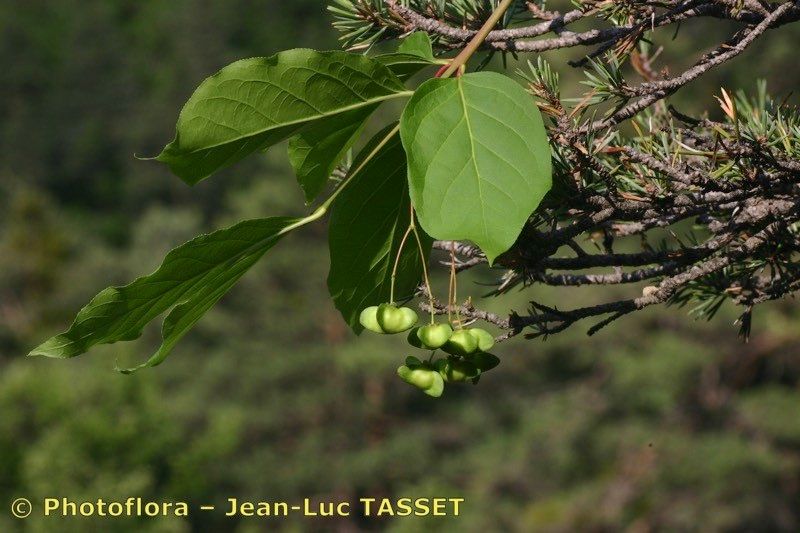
[359,304,500,397]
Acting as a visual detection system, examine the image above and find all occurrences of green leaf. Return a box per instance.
[29,217,303,372]
[288,105,375,204]
[470,352,501,372]
[378,54,438,81]
[398,32,435,60]
[328,124,432,333]
[156,49,409,185]
[405,355,423,367]
[376,32,438,81]
[400,72,552,264]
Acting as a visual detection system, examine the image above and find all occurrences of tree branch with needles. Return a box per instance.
[331,0,800,343]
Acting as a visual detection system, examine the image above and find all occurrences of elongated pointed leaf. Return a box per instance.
[377,31,438,80]
[156,49,408,185]
[328,124,432,333]
[30,217,300,372]
[400,72,552,263]
[288,104,375,204]
[378,53,439,81]
[398,32,435,60]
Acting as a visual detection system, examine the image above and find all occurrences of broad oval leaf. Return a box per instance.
[29,217,300,372]
[328,124,432,333]
[400,72,552,264]
[288,104,376,204]
[157,49,408,185]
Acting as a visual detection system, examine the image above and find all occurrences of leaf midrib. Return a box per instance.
[177,91,412,156]
[38,220,297,354]
[457,78,489,242]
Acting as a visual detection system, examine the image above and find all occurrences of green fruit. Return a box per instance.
[422,371,445,397]
[440,358,479,383]
[407,327,424,349]
[416,323,453,349]
[398,365,434,389]
[397,365,445,397]
[442,329,479,356]
[469,328,495,352]
[377,303,418,333]
[359,306,385,334]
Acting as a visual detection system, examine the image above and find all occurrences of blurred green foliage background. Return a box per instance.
[2,1,800,531]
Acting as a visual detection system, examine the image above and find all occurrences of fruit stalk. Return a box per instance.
[389,224,414,304]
